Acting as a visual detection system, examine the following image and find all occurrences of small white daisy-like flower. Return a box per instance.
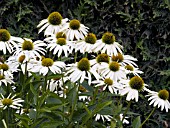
[7,54,36,75]
[44,32,73,57]
[0,29,23,54]
[93,32,123,56]
[119,76,148,102]
[146,89,170,112]
[99,61,126,82]
[78,85,90,101]
[0,93,24,110]
[119,114,129,124]
[65,58,100,85]
[75,33,97,54]
[0,60,20,77]
[60,19,89,41]
[37,12,68,36]
[0,72,14,86]
[30,58,65,76]
[91,53,110,73]
[111,53,138,67]
[124,64,143,76]
[92,77,122,94]
[14,38,46,61]
[47,76,69,92]
[95,114,112,122]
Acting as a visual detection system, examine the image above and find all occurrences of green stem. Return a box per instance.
[61,75,65,121]
[43,74,48,92]
[122,100,132,122]
[74,51,77,63]
[92,87,99,104]
[139,107,156,128]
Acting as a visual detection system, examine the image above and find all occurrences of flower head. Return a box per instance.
[14,38,46,62]
[111,53,138,67]
[66,58,100,85]
[92,77,122,94]
[0,93,24,110]
[37,12,68,36]
[44,32,73,57]
[119,76,148,102]
[75,33,97,53]
[146,89,170,112]
[60,19,89,41]
[99,61,126,82]
[0,72,14,86]
[93,32,123,56]
[30,58,65,76]
[0,29,23,54]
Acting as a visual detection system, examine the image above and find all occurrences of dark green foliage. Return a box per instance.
[0,0,169,127]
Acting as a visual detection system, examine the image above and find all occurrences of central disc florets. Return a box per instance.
[0,75,5,80]
[0,64,9,71]
[2,98,13,105]
[129,76,144,91]
[102,32,115,44]
[69,19,80,30]
[96,53,109,63]
[125,65,134,71]
[112,53,124,62]
[158,89,169,100]
[56,32,66,39]
[79,85,87,92]
[42,58,54,67]
[77,58,90,71]
[22,40,34,50]
[104,78,113,85]
[48,12,62,25]
[85,33,97,44]
[0,29,11,41]
[18,55,26,63]
[57,38,66,46]
[109,61,120,72]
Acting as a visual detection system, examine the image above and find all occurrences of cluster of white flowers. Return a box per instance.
[0,11,169,126]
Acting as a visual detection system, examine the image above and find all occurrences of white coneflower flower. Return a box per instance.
[95,114,112,122]
[44,32,73,57]
[78,85,90,101]
[37,12,68,36]
[146,89,170,112]
[66,58,100,85]
[92,77,122,94]
[30,58,65,76]
[99,61,126,82]
[0,60,20,77]
[0,29,23,54]
[75,33,97,53]
[119,76,149,102]
[111,53,138,67]
[91,53,110,73]
[0,93,24,110]
[14,38,46,61]
[47,76,69,92]
[124,64,143,76]
[7,54,36,75]
[119,114,129,124]
[93,32,123,56]
[60,19,89,41]
[0,72,14,86]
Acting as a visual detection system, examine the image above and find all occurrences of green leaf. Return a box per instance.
[67,85,78,107]
[15,114,32,122]
[30,84,37,96]
[93,100,112,114]
[132,116,141,128]
[39,121,64,128]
